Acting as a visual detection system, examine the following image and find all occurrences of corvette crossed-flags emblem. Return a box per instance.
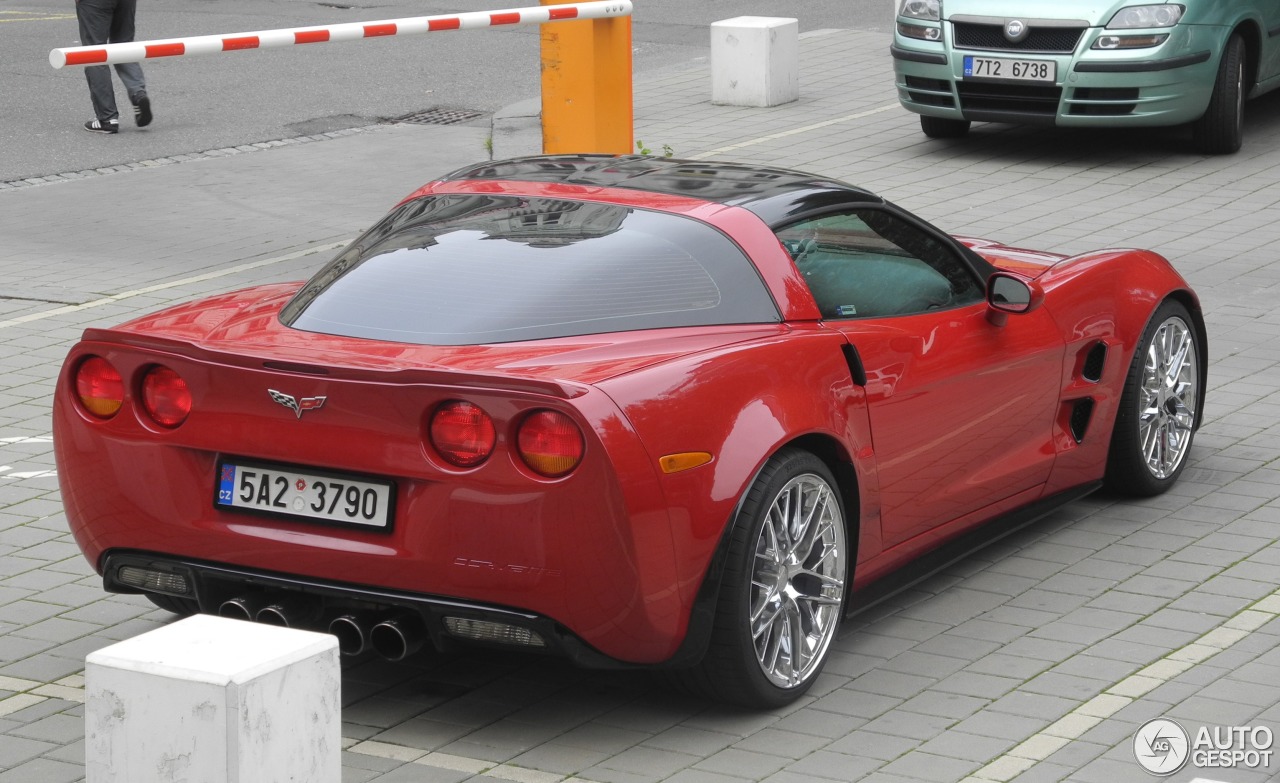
[268,389,327,419]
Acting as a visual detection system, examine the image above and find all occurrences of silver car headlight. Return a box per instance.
[900,0,941,22]
[1107,4,1184,29]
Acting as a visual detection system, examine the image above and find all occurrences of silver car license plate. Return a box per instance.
[216,460,394,529]
[964,55,1056,82]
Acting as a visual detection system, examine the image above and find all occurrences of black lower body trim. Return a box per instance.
[847,482,1102,615]
[101,551,622,668]
[1074,51,1211,73]
[890,44,948,65]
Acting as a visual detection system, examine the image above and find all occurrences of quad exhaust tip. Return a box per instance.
[219,594,322,629]
[370,614,427,662]
[218,596,526,661]
[329,612,378,656]
[255,596,322,628]
[218,594,269,622]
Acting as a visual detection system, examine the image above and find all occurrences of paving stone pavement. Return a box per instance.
[1,26,1278,783]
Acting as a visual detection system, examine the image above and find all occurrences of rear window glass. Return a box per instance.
[280,195,779,345]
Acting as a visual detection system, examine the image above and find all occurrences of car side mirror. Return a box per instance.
[986,273,1044,326]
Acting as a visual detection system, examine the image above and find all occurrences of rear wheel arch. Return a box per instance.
[722,434,863,589]
[661,434,862,671]
[665,445,855,706]
[785,433,862,570]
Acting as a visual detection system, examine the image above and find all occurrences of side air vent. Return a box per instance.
[1069,398,1095,443]
[1082,342,1107,383]
[841,343,868,387]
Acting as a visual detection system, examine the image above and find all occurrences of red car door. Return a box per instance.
[779,207,1064,550]
[838,303,1063,549]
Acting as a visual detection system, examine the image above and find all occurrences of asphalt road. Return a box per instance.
[3,0,894,183]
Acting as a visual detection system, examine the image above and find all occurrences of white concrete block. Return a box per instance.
[86,614,340,783]
[711,17,800,107]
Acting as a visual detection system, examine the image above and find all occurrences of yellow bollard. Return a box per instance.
[539,0,633,154]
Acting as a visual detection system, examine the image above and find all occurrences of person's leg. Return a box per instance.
[118,63,151,126]
[107,0,136,41]
[114,63,146,104]
[76,0,120,124]
[108,0,150,125]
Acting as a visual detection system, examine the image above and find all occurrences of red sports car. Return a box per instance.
[54,155,1205,707]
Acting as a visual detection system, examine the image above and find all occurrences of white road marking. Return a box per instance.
[2,470,56,479]
[965,589,1280,781]
[0,240,348,331]
[690,103,900,160]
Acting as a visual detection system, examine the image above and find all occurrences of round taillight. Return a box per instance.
[429,401,496,468]
[517,410,584,478]
[75,356,124,419]
[141,366,191,428]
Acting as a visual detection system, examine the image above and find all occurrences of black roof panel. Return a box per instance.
[438,155,882,221]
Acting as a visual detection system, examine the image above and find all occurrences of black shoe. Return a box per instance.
[134,96,152,127]
[83,118,119,134]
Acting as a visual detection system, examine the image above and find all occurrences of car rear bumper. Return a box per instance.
[891,22,1223,128]
[102,550,626,667]
[52,344,696,666]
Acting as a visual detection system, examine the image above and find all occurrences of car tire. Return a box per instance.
[1192,34,1245,155]
[1104,300,1203,497]
[920,114,971,139]
[145,593,200,616]
[674,448,849,708]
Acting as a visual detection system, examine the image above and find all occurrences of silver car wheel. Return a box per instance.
[1138,316,1199,480]
[749,473,846,689]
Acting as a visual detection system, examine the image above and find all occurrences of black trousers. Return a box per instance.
[76,0,146,122]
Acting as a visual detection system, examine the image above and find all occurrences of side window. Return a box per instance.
[777,210,982,319]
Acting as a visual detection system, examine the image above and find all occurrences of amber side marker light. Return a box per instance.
[141,366,192,428]
[517,410,584,477]
[430,400,497,468]
[659,452,714,474]
[75,356,124,419]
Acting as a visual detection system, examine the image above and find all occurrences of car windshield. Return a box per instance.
[280,195,780,345]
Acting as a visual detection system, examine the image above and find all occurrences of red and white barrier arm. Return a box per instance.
[50,0,632,68]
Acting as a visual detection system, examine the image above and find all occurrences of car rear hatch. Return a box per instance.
[57,288,788,662]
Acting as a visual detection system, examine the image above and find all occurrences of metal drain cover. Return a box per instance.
[394,108,487,126]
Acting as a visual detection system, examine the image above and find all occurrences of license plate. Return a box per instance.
[964,55,1055,82]
[216,460,395,530]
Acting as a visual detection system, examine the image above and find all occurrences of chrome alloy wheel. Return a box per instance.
[749,473,846,689]
[1138,316,1199,479]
